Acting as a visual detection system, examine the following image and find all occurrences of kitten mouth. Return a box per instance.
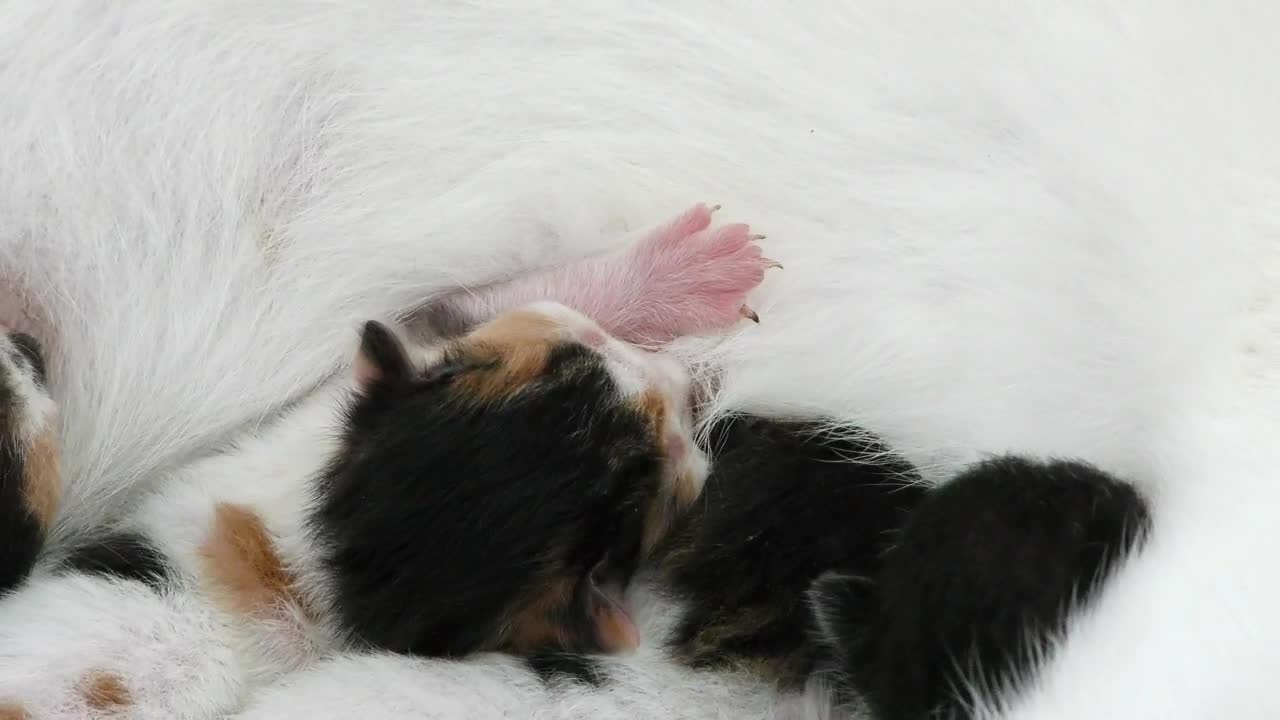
[588,576,640,653]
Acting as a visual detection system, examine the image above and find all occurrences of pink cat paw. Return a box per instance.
[620,203,779,344]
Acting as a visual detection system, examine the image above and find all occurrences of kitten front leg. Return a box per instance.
[439,204,779,347]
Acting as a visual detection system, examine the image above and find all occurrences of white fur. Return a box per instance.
[0,574,242,719]
[1,1,1277,718]
[235,584,821,720]
[0,384,348,717]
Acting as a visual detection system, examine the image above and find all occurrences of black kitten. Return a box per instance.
[809,456,1152,720]
[651,414,927,687]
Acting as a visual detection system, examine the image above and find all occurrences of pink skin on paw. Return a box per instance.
[610,203,772,345]
[439,203,776,348]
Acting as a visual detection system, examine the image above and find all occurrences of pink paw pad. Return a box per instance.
[622,203,780,343]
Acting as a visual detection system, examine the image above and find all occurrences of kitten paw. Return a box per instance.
[623,203,778,344]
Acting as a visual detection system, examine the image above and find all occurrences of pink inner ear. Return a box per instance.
[352,350,382,389]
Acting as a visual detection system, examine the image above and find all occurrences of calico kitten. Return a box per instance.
[0,204,776,717]
[310,303,705,658]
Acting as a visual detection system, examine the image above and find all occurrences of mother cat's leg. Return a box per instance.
[434,203,778,347]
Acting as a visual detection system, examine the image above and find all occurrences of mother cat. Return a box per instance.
[1,2,1276,719]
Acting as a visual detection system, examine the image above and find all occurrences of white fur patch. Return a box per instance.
[1,2,1277,718]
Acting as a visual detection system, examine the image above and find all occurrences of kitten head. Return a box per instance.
[314,301,707,658]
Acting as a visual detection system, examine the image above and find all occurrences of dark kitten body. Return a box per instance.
[634,413,1151,720]
[810,456,1151,720]
[652,414,927,687]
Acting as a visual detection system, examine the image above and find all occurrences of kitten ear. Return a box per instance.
[354,321,412,392]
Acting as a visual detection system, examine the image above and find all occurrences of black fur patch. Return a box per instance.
[811,456,1152,720]
[0,344,44,594]
[526,652,605,687]
[652,415,927,687]
[312,336,664,658]
[0,436,42,594]
[60,531,173,589]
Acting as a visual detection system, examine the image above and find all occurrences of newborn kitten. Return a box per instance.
[650,414,926,688]
[0,205,776,718]
[650,416,1152,720]
[311,303,701,658]
[808,456,1151,720]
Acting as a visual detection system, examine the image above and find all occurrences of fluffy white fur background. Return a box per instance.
[0,2,1277,718]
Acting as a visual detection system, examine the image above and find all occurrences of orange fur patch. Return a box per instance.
[631,389,704,552]
[199,503,303,618]
[634,389,668,445]
[0,703,29,720]
[22,424,61,531]
[670,467,700,508]
[80,671,132,712]
[633,392,699,508]
[505,575,577,652]
[450,310,566,403]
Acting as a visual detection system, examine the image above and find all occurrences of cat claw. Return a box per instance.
[740,305,760,323]
[762,257,783,270]
[748,233,766,241]
[708,204,722,214]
